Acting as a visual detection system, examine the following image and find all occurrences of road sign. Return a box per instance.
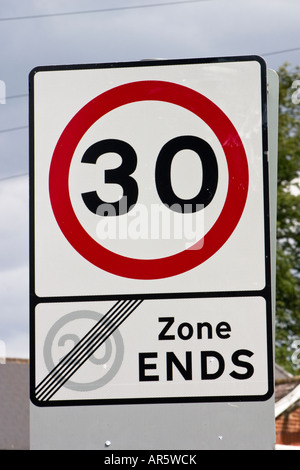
[30,56,273,407]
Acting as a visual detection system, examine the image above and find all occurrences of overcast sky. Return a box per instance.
[0,0,300,359]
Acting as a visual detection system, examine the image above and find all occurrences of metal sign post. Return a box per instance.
[29,56,278,449]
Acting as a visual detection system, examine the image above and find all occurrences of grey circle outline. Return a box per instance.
[57,332,113,365]
[43,310,124,392]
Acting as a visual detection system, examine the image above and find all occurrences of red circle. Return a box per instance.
[49,80,248,280]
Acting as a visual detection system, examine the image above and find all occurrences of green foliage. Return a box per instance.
[275,63,300,374]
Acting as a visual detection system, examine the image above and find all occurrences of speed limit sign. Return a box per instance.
[48,80,248,280]
[30,57,273,407]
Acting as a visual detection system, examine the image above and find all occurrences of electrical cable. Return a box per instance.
[263,46,300,57]
[0,172,29,182]
[1,45,299,135]
[0,125,28,134]
[0,0,211,22]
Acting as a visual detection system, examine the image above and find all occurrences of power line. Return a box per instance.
[6,94,28,100]
[263,46,300,57]
[1,45,299,134]
[3,46,300,101]
[0,0,211,22]
[0,125,28,134]
[0,172,28,182]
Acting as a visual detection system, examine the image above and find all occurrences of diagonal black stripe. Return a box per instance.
[35,299,126,396]
[40,299,143,401]
[36,299,143,401]
[36,299,134,399]
[36,299,140,401]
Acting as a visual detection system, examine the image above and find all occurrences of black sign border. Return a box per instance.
[29,55,273,407]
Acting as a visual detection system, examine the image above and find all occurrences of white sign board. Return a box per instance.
[30,56,273,407]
